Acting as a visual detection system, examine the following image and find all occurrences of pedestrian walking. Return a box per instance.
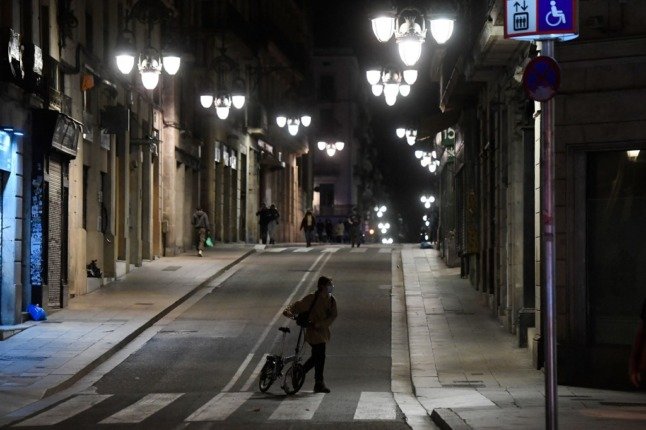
[256,203,271,244]
[191,207,210,257]
[334,220,344,243]
[283,276,337,393]
[629,298,646,388]
[300,210,316,247]
[267,204,280,245]
[325,219,334,243]
[316,219,325,243]
[348,214,362,247]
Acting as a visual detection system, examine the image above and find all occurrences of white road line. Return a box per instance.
[378,247,393,253]
[269,393,325,420]
[293,247,314,252]
[240,353,269,392]
[321,247,340,253]
[350,248,368,253]
[99,393,183,424]
[221,353,254,392]
[185,392,253,422]
[267,247,288,253]
[353,392,397,420]
[221,253,331,393]
[15,394,112,426]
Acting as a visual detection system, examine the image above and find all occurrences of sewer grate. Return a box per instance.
[162,266,182,271]
[134,303,154,306]
[442,383,486,388]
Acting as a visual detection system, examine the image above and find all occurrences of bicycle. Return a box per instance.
[258,318,307,394]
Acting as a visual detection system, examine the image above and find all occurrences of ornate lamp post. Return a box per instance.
[114,0,182,90]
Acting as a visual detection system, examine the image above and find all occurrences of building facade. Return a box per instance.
[0,0,314,325]
[432,0,646,389]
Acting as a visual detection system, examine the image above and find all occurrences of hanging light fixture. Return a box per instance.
[395,128,417,145]
[275,114,311,136]
[114,0,182,90]
[198,42,246,120]
[370,3,455,66]
[366,66,417,106]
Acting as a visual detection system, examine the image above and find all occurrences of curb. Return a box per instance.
[41,249,255,398]
[431,409,472,430]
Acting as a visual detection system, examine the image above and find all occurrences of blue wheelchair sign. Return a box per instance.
[505,0,578,41]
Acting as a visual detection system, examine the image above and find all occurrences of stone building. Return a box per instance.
[431,0,646,389]
[0,0,314,325]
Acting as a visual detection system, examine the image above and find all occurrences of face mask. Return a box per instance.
[326,284,334,296]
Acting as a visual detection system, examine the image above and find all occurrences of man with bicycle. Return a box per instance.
[284,276,338,393]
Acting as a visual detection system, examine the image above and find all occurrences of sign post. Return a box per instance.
[504,1,578,429]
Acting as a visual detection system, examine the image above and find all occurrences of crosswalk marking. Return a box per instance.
[185,392,253,422]
[15,390,400,426]
[269,392,325,420]
[99,393,182,424]
[350,248,368,253]
[293,247,314,252]
[378,247,393,253]
[321,247,340,253]
[267,247,288,253]
[353,392,398,420]
[15,394,112,426]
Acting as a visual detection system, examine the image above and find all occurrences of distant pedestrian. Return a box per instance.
[300,210,316,247]
[191,207,210,257]
[334,220,344,243]
[629,298,646,388]
[325,219,334,243]
[256,203,271,244]
[316,219,325,243]
[283,276,337,393]
[267,204,280,245]
[348,214,362,248]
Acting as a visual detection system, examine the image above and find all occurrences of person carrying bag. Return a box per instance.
[284,276,337,393]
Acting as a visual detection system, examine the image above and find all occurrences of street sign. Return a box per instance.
[522,56,561,101]
[504,0,578,41]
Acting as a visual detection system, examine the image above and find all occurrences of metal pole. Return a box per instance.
[540,39,558,430]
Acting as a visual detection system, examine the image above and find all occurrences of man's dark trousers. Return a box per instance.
[303,342,326,382]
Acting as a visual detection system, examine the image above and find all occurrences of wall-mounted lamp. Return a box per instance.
[114,0,181,90]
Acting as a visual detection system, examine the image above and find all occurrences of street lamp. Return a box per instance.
[275,114,311,136]
[420,194,435,209]
[395,128,417,145]
[366,66,417,106]
[114,0,182,90]
[317,140,345,157]
[370,3,455,66]
[198,42,246,120]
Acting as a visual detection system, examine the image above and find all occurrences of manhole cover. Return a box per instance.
[162,266,182,271]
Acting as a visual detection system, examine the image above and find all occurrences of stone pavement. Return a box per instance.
[401,246,646,430]
[0,245,254,421]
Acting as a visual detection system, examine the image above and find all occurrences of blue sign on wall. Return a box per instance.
[505,0,578,41]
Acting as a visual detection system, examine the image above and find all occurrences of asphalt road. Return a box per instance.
[13,245,410,429]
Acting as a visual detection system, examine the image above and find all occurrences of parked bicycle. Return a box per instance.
[258,318,306,394]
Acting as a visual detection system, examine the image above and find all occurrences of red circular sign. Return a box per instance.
[522,56,561,102]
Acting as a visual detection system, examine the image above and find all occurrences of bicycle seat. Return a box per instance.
[279,327,291,333]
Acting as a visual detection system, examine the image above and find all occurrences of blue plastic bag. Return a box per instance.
[27,304,47,321]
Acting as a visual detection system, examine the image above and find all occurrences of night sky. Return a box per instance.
[312,1,440,241]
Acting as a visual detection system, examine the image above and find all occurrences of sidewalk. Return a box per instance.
[0,245,254,420]
[401,247,646,430]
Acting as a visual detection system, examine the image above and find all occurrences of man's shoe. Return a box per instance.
[314,382,330,393]
[198,250,203,257]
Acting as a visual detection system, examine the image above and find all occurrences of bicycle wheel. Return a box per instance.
[283,362,305,395]
[259,360,275,392]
